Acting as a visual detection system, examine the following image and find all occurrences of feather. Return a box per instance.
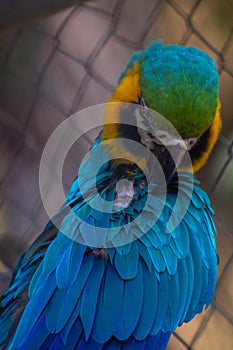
[147,247,166,273]
[139,234,152,247]
[107,248,115,264]
[119,336,145,350]
[184,235,203,322]
[169,238,182,259]
[203,209,216,239]
[60,212,80,242]
[80,257,106,340]
[76,203,92,221]
[29,234,70,296]
[198,265,209,308]
[120,243,133,256]
[184,233,203,321]
[0,312,13,345]
[115,264,143,340]
[183,210,201,235]
[192,186,211,209]
[111,228,133,252]
[79,219,98,248]
[104,337,122,350]
[174,258,189,326]
[78,334,103,350]
[46,334,66,350]
[153,219,171,245]
[31,334,55,350]
[92,264,124,343]
[56,255,94,333]
[89,206,108,222]
[179,253,194,323]
[146,228,163,249]
[205,261,217,307]
[55,241,86,289]
[130,225,144,240]
[137,241,152,273]
[114,243,139,280]
[63,317,83,350]
[16,314,49,350]
[133,263,158,340]
[195,232,213,269]
[7,273,57,349]
[144,331,171,350]
[164,271,179,330]
[60,303,81,345]
[160,245,178,275]
[151,271,169,334]
[45,287,68,333]
[171,221,190,256]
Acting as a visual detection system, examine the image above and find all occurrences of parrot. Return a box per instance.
[0,42,221,350]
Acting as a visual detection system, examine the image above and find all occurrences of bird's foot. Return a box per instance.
[86,247,109,260]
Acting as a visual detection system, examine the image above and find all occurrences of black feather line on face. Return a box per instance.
[188,127,210,162]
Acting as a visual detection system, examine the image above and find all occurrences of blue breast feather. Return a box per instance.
[0,146,217,350]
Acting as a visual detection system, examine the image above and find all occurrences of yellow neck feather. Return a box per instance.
[101,62,147,169]
[101,62,141,140]
[192,101,222,172]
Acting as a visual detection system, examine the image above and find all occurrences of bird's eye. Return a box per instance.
[185,138,198,149]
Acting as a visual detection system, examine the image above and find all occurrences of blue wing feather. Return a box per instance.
[133,262,158,340]
[160,245,177,275]
[56,254,95,333]
[45,286,68,333]
[0,165,218,350]
[171,221,190,257]
[80,257,106,340]
[92,263,124,343]
[179,252,195,324]
[114,244,139,280]
[60,303,82,345]
[151,271,169,335]
[63,317,83,350]
[120,263,143,339]
[165,272,180,331]
[7,272,57,349]
[184,228,204,321]
[55,241,86,289]
[175,257,190,326]
[19,315,60,350]
[136,240,152,273]
[147,246,166,273]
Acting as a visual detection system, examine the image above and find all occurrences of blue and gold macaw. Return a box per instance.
[0,42,221,349]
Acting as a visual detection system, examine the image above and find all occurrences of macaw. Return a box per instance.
[0,42,221,350]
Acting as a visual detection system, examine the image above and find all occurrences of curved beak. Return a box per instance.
[148,143,186,184]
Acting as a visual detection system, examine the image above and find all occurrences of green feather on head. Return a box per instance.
[121,42,219,139]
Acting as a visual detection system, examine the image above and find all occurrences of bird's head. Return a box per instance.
[101,42,221,182]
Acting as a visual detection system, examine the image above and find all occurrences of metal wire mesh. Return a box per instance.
[0,0,232,349]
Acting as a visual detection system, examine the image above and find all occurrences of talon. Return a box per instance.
[86,247,109,260]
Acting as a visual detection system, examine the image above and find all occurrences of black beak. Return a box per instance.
[147,143,186,185]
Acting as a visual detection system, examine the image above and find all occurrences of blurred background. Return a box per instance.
[0,0,232,349]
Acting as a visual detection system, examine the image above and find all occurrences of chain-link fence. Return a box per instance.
[0,0,232,349]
